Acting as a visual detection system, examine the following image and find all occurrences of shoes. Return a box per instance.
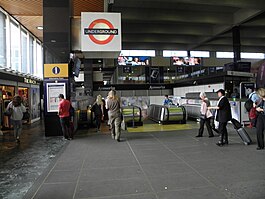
[256,147,264,150]
[216,141,224,147]
[117,139,120,142]
[208,135,214,138]
[16,138,20,143]
[247,124,253,128]
[196,135,202,137]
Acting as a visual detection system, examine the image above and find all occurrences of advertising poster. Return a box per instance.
[46,83,66,112]
[31,87,40,120]
[240,82,255,99]
[256,62,265,88]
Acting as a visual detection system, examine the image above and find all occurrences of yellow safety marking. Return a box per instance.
[127,123,194,133]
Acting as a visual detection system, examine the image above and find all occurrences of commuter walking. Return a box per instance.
[106,90,122,142]
[58,94,71,140]
[6,95,26,143]
[248,89,260,128]
[91,95,104,132]
[196,92,214,138]
[208,89,232,146]
[255,88,265,150]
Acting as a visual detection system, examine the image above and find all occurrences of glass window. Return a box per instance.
[216,52,234,58]
[29,35,34,74]
[21,30,28,73]
[241,52,265,59]
[36,42,43,78]
[0,11,6,67]
[10,22,20,71]
[163,50,188,57]
[190,51,210,58]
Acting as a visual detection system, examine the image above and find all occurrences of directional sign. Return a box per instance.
[44,64,68,78]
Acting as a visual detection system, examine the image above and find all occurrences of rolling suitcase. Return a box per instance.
[231,118,252,145]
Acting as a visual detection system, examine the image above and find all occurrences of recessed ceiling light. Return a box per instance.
[36,26,43,30]
[51,40,56,43]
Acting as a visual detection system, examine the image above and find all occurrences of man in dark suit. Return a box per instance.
[209,89,232,146]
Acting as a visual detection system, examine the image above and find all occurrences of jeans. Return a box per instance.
[111,116,122,140]
[95,115,102,130]
[12,120,22,139]
[60,117,70,138]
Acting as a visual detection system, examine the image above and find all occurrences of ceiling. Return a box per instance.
[0,0,104,42]
[1,0,265,53]
[112,0,265,52]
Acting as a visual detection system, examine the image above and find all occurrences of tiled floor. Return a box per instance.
[23,123,265,199]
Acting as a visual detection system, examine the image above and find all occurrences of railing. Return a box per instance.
[148,104,186,124]
[121,105,143,127]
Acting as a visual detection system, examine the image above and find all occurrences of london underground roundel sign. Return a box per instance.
[84,19,118,45]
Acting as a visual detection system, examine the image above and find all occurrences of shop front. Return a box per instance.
[0,74,42,130]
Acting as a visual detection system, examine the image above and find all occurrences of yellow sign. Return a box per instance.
[44,63,68,78]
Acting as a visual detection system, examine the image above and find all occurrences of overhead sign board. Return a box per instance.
[81,12,121,52]
[44,64,68,78]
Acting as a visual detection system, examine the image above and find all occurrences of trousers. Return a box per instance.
[12,120,22,138]
[198,117,214,136]
[218,122,228,144]
[256,114,265,148]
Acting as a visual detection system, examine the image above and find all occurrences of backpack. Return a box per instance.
[244,93,254,112]
[69,105,75,117]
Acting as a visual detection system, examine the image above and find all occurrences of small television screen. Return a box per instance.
[172,57,202,66]
[118,56,150,66]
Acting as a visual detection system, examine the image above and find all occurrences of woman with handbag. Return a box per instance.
[106,90,122,142]
[6,95,26,143]
[196,92,214,138]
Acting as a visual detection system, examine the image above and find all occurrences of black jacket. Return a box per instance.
[216,96,232,123]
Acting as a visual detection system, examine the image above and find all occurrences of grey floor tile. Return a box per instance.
[132,148,173,157]
[79,166,143,182]
[75,193,157,199]
[219,180,265,199]
[149,172,211,192]
[141,162,194,177]
[157,186,227,199]
[75,178,152,198]
[45,170,79,183]
[137,153,183,165]
[53,160,83,171]
[83,156,139,169]
[199,167,265,185]
[33,183,76,199]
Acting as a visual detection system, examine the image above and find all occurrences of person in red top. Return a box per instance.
[58,94,71,140]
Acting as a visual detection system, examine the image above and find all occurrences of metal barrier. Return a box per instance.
[148,104,186,124]
[76,108,93,127]
[182,104,201,119]
[121,106,143,127]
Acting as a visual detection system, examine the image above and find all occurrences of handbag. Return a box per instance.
[22,111,30,120]
[121,120,127,131]
[4,108,13,116]
[200,114,206,120]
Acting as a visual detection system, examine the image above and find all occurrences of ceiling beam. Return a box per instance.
[118,7,232,25]
[190,8,263,50]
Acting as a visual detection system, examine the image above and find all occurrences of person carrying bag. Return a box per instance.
[6,95,26,143]
[196,92,214,138]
